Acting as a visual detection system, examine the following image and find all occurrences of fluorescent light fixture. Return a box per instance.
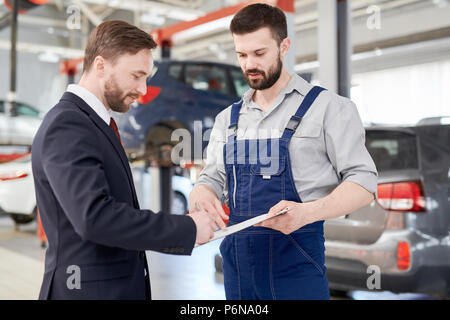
[374,47,383,56]
[208,43,227,60]
[38,51,60,63]
[173,15,233,43]
[433,0,448,8]
[83,0,203,22]
[167,10,199,21]
[141,13,166,26]
[108,0,121,7]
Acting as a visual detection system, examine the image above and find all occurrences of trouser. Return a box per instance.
[220,227,330,300]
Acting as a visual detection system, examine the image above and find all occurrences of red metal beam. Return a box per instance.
[151,0,294,46]
[4,0,50,13]
[58,0,295,70]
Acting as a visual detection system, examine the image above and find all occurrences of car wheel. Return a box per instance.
[9,207,37,224]
[172,191,187,215]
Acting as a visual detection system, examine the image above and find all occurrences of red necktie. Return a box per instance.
[109,117,121,143]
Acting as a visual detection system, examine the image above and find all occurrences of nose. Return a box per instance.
[245,56,259,72]
[137,80,147,96]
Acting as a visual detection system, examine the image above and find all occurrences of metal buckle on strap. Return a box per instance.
[227,123,237,137]
[285,115,302,132]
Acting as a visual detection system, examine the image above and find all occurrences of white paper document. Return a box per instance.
[195,208,289,247]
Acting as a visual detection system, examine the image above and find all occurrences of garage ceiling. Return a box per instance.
[0,0,449,73]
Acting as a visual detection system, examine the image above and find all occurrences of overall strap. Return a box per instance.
[281,86,326,140]
[228,99,244,137]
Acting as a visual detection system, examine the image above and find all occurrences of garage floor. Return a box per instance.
[0,213,439,300]
[0,215,45,299]
[0,213,225,300]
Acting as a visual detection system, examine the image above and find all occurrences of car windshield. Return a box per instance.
[185,64,230,95]
[230,69,249,97]
[365,130,419,171]
[0,101,40,117]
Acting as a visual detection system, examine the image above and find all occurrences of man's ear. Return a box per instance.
[280,37,291,58]
[93,55,105,78]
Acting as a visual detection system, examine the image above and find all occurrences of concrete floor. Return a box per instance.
[0,213,225,300]
[0,215,45,299]
[0,213,439,300]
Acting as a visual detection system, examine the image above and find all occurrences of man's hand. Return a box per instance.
[189,184,228,230]
[255,200,313,234]
[255,182,375,234]
[187,210,217,245]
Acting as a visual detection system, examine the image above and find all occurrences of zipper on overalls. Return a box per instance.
[232,165,237,208]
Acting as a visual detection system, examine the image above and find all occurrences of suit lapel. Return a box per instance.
[61,92,139,208]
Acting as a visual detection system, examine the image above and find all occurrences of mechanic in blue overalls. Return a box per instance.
[189,4,378,300]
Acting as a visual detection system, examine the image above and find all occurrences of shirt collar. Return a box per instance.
[67,84,111,125]
[239,73,312,114]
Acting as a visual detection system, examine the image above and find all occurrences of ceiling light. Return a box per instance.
[432,0,448,8]
[38,51,60,63]
[167,10,199,21]
[141,13,166,26]
[208,43,227,60]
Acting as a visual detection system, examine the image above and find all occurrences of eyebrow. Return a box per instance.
[133,70,150,77]
[236,47,267,54]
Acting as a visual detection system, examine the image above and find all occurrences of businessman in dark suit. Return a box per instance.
[31,20,222,300]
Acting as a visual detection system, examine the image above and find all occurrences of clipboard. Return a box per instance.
[194,208,289,247]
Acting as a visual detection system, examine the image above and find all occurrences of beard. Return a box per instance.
[243,53,283,90]
[104,75,139,113]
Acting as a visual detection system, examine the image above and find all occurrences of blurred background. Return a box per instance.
[0,0,449,300]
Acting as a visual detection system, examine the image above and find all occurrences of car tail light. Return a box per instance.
[0,152,30,163]
[377,181,426,212]
[138,86,161,105]
[0,171,28,181]
[397,241,410,271]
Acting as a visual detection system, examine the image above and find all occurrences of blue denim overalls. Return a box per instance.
[219,86,330,300]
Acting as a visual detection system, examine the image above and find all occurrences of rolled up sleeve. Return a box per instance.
[195,109,228,201]
[324,96,378,197]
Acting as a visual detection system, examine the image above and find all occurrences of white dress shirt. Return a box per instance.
[67,84,111,125]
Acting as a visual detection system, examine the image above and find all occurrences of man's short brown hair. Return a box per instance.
[230,3,287,45]
[83,20,157,73]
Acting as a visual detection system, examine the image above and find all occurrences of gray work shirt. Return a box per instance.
[196,73,378,205]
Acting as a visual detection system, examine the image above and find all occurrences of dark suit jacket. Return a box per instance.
[31,92,196,300]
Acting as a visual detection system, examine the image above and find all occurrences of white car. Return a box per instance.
[0,154,194,225]
[0,154,37,224]
[0,100,43,146]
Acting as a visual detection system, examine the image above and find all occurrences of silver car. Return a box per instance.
[0,100,42,146]
[325,117,450,298]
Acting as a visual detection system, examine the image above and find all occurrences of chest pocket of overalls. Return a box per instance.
[231,157,287,216]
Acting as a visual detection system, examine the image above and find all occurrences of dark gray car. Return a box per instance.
[325,118,450,297]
